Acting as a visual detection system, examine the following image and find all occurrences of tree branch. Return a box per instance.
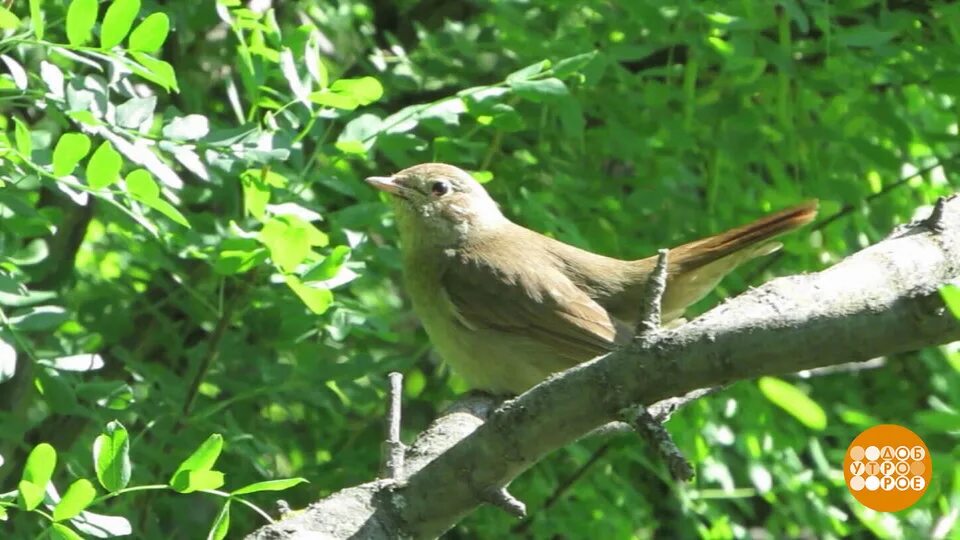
[247,196,960,540]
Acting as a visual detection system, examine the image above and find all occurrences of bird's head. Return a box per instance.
[366,163,506,248]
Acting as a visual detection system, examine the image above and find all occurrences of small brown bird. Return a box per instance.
[367,163,817,394]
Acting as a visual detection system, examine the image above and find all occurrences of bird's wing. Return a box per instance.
[440,243,619,361]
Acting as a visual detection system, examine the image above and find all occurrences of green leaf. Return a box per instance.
[259,218,309,272]
[130,52,179,92]
[303,246,351,282]
[66,0,98,46]
[305,31,328,89]
[125,168,159,200]
[29,0,43,40]
[241,169,270,220]
[208,500,230,540]
[940,284,960,320]
[507,59,551,82]
[93,421,131,492]
[148,199,190,228]
[170,469,225,494]
[124,168,188,227]
[707,36,734,56]
[231,477,308,496]
[836,25,896,48]
[128,12,169,53]
[18,480,44,511]
[52,133,92,177]
[510,78,569,102]
[330,77,383,105]
[551,51,597,79]
[100,0,141,49]
[49,524,85,540]
[0,6,20,29]
[758,377,827,430]
[19,443,56,509]
[309,76,383,110]
[53,479,96,521]
[214,238,268,275]
[9,306,68,331]
[85,141,122,189]
[284,275,333,315]
[13,117,31,158]
[170,434,223,486]
[309,90,360,110]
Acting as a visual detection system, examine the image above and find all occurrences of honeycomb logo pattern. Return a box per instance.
[843,424,932,512]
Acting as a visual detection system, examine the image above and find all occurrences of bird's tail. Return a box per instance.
[668,200,819,272]
[644,200,818,322]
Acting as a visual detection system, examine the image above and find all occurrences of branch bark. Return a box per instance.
[247,196,960,540]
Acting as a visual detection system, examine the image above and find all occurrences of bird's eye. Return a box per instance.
[430,181,450,197]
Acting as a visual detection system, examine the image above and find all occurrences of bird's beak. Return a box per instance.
[365,176,403,195]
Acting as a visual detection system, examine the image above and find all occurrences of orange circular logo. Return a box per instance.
[843,424,931,512]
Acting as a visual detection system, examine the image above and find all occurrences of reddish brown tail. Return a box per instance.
[668,200,819,273]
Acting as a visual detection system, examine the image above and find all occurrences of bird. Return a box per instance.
[367,163,817,394]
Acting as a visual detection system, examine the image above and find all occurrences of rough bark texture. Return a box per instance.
[247,196,960,540]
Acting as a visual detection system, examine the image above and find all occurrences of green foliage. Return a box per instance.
[0,0,958,538]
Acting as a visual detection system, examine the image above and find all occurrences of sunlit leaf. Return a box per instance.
[115,96,156,129]
[1,55,28,90]
[170,434,223,488]
[162,114,209,140]
[9,305,68,331]
[208,500,230,540]
[758,377,827,430]
[52,133,92,176]
[44,353,104,372]
[53,479,96,521]
[0,6,19,29]
[101,0,141,49]
[284,275,333,315]
[170,469,224,494]
[231,477,308,495]
[0,339,15,383]
[93,421,131,492]
[129,12,169,53]
[29,0,43,39]
[85,141,123,189]
[19,443,56,510]
[49,523,84,540]
[66,0,98,46]
[13,117,31,157]
[939,284,960,320]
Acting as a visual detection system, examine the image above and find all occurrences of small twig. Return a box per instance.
[512,442,612,534]
[648,386,722,421]
[925,195,956,233]
[621,405,694,482]
[482,487,526,518]
[638,249,670,335]
[380,372,405,479]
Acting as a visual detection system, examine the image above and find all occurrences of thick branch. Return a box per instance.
[248,196,960,540]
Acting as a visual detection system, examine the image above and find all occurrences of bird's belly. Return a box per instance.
[420,313,583,394]
[403,255,598,394]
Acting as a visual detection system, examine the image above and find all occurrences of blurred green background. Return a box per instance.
[1,0,959,538]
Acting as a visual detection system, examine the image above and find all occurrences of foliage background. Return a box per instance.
[1,0,959,538]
